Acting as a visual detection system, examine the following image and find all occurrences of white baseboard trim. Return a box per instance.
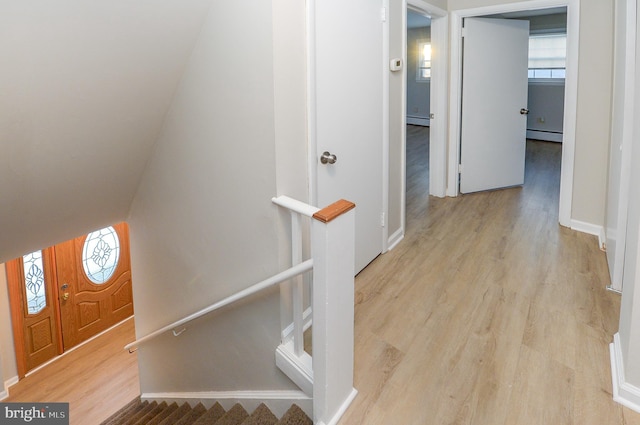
[275,342,313,396]
[570,219,604,241]
[526,129,563,142]
[610,333,640,413]
[142,389,312,419]
[317,387,358,425]
[387,228,404,251]
[406,116,430,126]
[1,376,19,401]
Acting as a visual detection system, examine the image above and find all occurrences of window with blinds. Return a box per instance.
[528,33,566,79]
[417,41,431,81]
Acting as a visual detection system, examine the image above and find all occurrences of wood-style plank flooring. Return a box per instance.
[6,126,640,424]
[340,125,640,424]
[5,318,139,424]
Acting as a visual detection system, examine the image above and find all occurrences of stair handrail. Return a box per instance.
[271,195,320,217]
[124,258,314,352]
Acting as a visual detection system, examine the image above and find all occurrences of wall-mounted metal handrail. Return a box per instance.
[124,259,314,352]
[272,195,320,217]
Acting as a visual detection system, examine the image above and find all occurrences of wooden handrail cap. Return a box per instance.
[312,199,356,223]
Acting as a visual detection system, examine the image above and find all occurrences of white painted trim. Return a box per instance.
[610,333,640,413]
[382,0,391,255]
[428,13,448,199]
[608,0,636,292]
[275,341,314,396]
[281,307,312,341]
[526,130,563,142]
[447,0,579,229]
[1,376,18,401]
[407,0,446,16]
[405,0,447,200]
[600,227,607,251]
[569,219,604,239]
[387,228,404,251]
[406,116,430,126]
[316,388,358,425]
[141,390,313,419]
[558,0,579,228]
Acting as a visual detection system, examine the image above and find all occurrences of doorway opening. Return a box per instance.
[458,8,567,201]
[6,222,135,378]
[449,0,579,228]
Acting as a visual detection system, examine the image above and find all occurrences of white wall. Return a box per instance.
[128,0,303,393]
[572,0,615,226]
[406,27,432,121]
[0,0,213,263]
[0,264,18,395]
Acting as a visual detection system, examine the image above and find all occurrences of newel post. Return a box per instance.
[311,199,358,425]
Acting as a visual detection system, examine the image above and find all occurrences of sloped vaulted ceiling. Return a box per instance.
[0,0,213,262]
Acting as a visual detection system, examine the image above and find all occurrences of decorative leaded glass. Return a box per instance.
[82,226,120,284]
[23,251,47,315]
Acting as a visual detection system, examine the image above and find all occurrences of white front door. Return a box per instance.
[312,0,384,274]
[459,17,530,194]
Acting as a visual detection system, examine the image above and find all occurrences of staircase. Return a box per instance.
[100,399,312,425]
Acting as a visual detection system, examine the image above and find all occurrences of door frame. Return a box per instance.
[405,0,448,202]
[606,0,636,292]
[448,0,579,228]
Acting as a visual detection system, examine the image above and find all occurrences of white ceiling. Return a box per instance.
[0,0,213,262]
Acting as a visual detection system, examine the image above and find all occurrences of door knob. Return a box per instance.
[520,108,529,115]
[62,293,69,301]
[320,151,337,165]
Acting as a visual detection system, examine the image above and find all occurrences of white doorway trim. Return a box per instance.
[448,0,579,228]
[405,0,448,201]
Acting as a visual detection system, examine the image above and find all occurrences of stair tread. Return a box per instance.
[215,404,249,425]
[241,403,278,425]
[174,402,207,425]
[132,401,168,425]
[125,401,157,425]
[101,398,141,425]
[276,405,312,425]
[145,402,180,425]
[103,399,312,425]
[157,402,192,425]
[193,402,226,425]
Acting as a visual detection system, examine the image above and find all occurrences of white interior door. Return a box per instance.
[312,0,384,274]
[460,18,530,194]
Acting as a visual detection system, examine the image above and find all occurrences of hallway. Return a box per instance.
[340,134,640,424]
[4,134,640,424]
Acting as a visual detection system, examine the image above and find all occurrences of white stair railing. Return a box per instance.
[273,196,358,425]
[125,196,357,425]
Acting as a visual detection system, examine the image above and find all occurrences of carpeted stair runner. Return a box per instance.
[101,398,312,425]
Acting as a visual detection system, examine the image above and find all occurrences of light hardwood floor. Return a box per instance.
[339,126,640,424]
[6,126,640,424]
[5,317,139,424]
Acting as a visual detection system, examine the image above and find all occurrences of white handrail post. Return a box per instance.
[291,211,305,356]
[311,200,358,425]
